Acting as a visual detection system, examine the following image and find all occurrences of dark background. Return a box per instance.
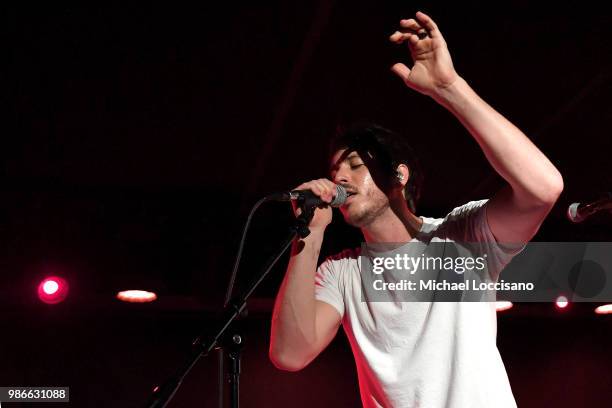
[2,1,612,407]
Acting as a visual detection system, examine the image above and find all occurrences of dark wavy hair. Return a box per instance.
[329,123,424,213]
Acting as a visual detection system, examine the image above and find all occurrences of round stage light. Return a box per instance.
[495,301,513,312]
[42,280,59,295]
[116,290,157,303]
[555,295,569,309]
[37,276,69,304]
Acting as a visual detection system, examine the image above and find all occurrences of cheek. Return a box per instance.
[362,173,381,196]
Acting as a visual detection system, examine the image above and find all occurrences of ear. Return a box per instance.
[395,164,410,188]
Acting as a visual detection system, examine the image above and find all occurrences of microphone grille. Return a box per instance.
[330,185,348,207]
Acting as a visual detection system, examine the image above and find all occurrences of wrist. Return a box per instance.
[431,76,470,108]
[291,227,325,256]
[305,226,327,238]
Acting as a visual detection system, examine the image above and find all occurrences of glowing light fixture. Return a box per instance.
[555,295,569,309]
[117,290,157,303]
[594,304,612,315]
[495,301,513,312]
[37,276,69,304]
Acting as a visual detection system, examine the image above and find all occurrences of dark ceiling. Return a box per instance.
[3,1,611,308]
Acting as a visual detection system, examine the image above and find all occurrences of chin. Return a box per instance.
[341,203,377,228]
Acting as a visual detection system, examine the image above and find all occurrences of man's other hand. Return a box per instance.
[389,11,459,99]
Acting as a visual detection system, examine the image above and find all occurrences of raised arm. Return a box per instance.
[390,11,563,243]
[269,179,342,371]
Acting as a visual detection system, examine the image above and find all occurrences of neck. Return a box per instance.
[361,197,423,243]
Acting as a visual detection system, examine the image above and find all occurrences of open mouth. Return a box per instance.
[344,191,357,204]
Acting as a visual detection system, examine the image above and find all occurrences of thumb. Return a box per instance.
[391,63,411,82]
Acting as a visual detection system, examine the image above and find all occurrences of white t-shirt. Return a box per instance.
[315,200,521,408]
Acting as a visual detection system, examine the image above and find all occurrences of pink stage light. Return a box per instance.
[495,301,513,312]
[594,304,612,315]
[555,295,569,309]
[42,280,59,295]
[37,276,69,304]
[116,290,157,303]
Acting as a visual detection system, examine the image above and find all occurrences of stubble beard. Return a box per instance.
[342,190,390,228]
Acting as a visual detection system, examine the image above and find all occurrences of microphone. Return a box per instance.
[567,193,612,223]
[268,184,348,208]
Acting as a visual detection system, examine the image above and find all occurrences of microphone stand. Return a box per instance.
[145,206,315,408]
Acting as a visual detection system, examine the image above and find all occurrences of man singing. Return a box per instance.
[269,12,563,407]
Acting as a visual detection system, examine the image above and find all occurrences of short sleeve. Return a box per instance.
[315,257,345,318]
[440,199,525,281]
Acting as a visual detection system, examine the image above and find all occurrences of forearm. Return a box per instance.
[270,229,324,369]
[435,77,563,206]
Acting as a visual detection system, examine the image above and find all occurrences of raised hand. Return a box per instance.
[389,11,459,99]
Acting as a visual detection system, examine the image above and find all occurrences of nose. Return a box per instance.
[333,166,350,185]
